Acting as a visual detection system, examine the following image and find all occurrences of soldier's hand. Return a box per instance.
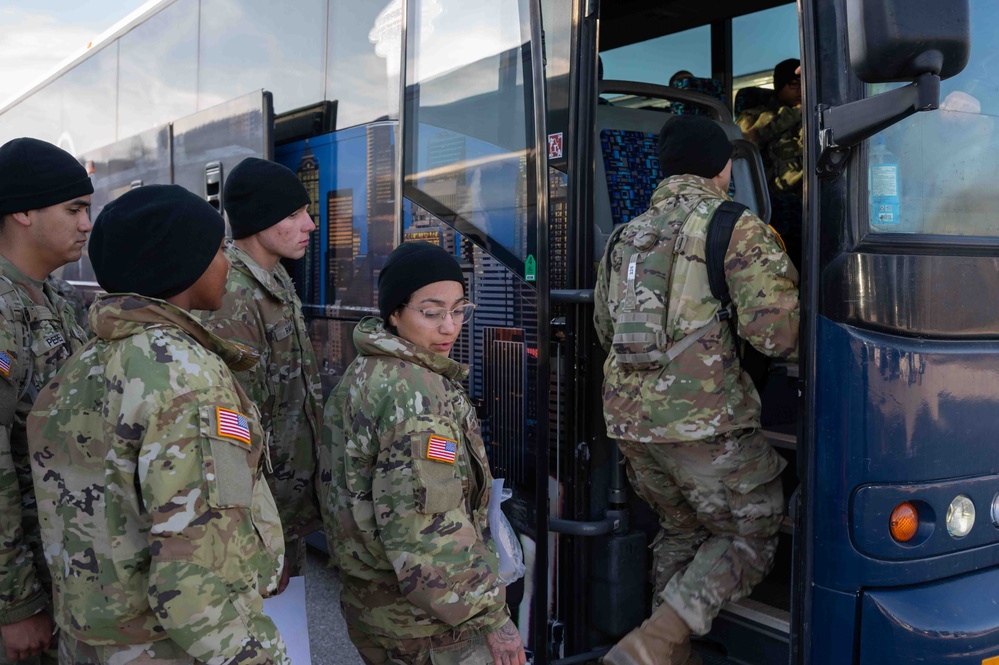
[276,560,291,595]
[0,613,53,661]
[484,618,526,665]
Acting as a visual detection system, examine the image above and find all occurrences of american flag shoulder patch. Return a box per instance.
[426,434,459,464]
[0,349,11,377]
[216,407,251,445]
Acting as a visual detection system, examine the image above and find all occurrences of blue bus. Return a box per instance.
[1,0,995,663]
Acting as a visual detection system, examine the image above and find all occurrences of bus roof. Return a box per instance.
[0,0,177,116]
[601,0,790,50]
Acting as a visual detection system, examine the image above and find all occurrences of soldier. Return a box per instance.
[736,59,804,268]
[0,137,94,664]
[199,157,323,578]
[26,185,288,665]
[319,241,526,665]
[594,116,799,665]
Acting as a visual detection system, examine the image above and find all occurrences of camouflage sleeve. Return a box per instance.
[737,105,801,148]
[724,213,800,361]
[143,393,286,665]
[0,321,46,625]
[372,414,509,631]
[593,239,615,352]
[204,305,272,425]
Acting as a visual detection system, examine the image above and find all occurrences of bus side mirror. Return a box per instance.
[846,0,970,83]
[816,0,971,178]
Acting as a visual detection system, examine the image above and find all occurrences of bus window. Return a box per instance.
[327,0,400,130]
[599,25,710,90]
[867,0,999,237]
[118,0,198,139]
[56,43,118,155]
[403,0,535,268]
[198,0,326,114]
[732,3,798,101]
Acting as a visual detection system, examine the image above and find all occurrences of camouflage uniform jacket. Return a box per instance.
[736,97,803,193]
[0,254,89,626]
[594,175,800,444]
[26,294,288,665]
[200,243,323,541]
[319,317,509,647]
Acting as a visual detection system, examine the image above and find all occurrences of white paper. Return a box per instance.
[262,576,312,664]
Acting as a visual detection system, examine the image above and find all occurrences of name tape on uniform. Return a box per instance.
[426,434,458,464]
[216,407,251,445]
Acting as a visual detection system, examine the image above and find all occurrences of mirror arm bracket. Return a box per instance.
[816,72,941,179]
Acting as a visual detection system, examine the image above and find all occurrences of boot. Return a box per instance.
[602,603,691,665]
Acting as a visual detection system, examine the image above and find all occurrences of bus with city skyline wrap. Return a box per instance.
[1,0,996,663]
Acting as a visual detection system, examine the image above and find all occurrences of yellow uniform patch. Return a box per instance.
[216,407,251,445]
[426,434,458,464]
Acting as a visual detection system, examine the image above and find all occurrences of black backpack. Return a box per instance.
[705,201,772,393]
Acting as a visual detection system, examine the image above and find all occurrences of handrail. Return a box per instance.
[599,80,731,123]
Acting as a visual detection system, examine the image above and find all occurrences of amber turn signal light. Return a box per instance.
[890,502,919,542]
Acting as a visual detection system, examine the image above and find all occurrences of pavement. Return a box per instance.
[305,546,364,665]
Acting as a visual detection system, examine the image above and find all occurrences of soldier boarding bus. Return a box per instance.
[1,0,995,663]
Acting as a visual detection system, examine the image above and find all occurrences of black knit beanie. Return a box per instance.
[657,115,732,179]
[90,185,225,299]
[224,157,311,239]
[378,241,465,321]
[0,138,94,215]
[773,59,801,95]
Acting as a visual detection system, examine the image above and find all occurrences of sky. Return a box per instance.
[0,0,149,107]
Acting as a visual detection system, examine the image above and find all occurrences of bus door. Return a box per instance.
[800,1,986,663]
[399,0,552,661]
[66,90,274,292]
[172,90,274,216]
[70,124,173,287]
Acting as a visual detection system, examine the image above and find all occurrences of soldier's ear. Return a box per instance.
[8,211,31,228]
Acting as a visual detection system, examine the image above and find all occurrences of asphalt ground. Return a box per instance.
[306,546,364,665]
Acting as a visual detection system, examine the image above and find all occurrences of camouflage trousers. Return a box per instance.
[347,625,492,665]
[617,428,786,636]
[284,536,307,578]
[59,635,197,665]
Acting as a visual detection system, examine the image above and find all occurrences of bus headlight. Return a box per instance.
[991,492,999,527]
[946,495,975,538]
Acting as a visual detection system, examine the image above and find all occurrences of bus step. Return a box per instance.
[761,426,796,451]
[705,599,790,665]
[694,648,744,665]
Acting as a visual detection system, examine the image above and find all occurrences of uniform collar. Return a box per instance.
[352,316,468,381]
[225,241,293,302]
[90,293,260,372]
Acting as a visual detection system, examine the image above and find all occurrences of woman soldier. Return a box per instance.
[319,241,525,665]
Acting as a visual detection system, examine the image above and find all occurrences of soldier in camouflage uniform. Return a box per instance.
[0,137,95,664]
[26,185,288,665]
[736,59,804,268]
[594,116,799,665]
[319,242,526,665]
[199,158,323,578]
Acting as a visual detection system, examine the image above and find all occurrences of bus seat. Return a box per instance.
[594,104,771,262]
[670,76,728,116]
[734,86,773,116]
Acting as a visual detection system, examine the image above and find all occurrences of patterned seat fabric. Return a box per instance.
[734,86,773,116]
[600,128,735,228]
[670,77,727,116]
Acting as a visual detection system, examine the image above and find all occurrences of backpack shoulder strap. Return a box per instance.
[705,201,749,312]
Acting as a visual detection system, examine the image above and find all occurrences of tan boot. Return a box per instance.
[602,604,691,665]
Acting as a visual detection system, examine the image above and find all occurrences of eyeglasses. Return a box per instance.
[403,302,477,326]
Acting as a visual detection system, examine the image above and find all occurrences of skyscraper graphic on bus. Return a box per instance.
[296,143,321,303]
[366,124,395,295]
[327,189,354,305]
